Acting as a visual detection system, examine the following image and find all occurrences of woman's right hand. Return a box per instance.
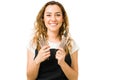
[35,45,50,64]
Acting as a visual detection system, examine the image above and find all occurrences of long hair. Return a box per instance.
[32,1,72,53]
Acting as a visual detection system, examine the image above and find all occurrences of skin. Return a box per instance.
[44,5,63,43]
[27,5,78,80]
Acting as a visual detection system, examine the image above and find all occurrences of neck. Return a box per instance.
[47,31,60,42]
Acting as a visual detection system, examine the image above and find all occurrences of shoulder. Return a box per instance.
[27,39,36,54]
[70,39,79,55]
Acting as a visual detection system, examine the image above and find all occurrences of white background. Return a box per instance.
[0,0,120,80]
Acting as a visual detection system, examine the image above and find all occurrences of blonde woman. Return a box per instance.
[27,1,79,80]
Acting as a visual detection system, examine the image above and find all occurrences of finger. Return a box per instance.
[57,49,64,55]
[55,53,60,59]
[42,46,50,53]
[42,45,50,50]
[55,52,63,60]
[43,51,50,58]
[56,50,60,54]
[56,51,62,56]
[45,51,50,56]
[44,48,50,53]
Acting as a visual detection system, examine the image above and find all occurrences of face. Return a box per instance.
[44,5,63,32]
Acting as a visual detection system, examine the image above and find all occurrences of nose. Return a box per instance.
[51,15,56,21]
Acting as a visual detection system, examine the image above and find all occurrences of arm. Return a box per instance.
[61,51,78,80]
[56,48,78,80]
[26,49,40,80]
[26,45,50,80]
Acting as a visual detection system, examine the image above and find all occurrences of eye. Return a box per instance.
[46,14,51,17]
[56,14,61,16]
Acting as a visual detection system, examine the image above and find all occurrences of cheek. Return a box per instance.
[44,17,48,22]
[58,18,63,23]
[43,18,49,26]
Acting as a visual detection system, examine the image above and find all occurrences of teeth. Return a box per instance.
[50,23,57,26]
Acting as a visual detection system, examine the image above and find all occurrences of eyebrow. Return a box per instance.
[45,12,62,14]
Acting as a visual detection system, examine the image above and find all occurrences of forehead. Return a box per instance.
[44,5,62,13]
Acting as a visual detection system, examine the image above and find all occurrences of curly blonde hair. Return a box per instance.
[32,1,72,54]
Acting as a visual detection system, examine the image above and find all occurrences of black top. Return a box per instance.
[34,49,71,80]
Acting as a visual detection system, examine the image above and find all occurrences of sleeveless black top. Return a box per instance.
[34,49,71,80]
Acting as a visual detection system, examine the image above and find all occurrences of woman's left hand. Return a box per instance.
[55,47,66,65]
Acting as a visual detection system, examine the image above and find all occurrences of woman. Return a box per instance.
[27,1,79,80]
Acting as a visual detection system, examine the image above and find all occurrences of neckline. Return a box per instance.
[48,41,60,49]
[48,40,61,44]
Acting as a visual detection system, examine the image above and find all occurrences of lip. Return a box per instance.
[49,23,58,26]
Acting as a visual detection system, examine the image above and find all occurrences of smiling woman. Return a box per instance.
[44,5,63,33]
[26,1,79,80]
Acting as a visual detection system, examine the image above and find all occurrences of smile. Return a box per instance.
[49,23,58,26]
